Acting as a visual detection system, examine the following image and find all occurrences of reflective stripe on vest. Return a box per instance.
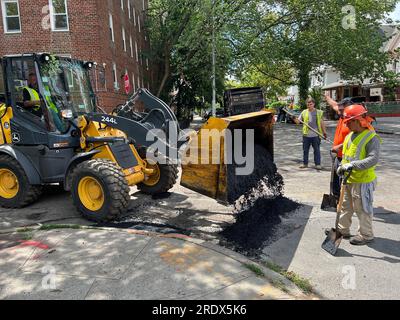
[342,130,378,184]
[302,110,323,136]
[24,87,41,110]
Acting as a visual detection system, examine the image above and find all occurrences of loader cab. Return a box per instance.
[0,54,98,183]
[1,54,96,148]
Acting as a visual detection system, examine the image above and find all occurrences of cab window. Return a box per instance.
[9,58,36,109]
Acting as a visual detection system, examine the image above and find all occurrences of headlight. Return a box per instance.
[61,109,74,120]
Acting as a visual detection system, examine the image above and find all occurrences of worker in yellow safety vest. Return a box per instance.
[23,73,42,118]
[294,97,328,171]
[328,104,381,246]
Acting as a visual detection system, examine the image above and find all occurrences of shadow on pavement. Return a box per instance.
[336,246,400,264]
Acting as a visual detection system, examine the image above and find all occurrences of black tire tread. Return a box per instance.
[138,163,178,195]
[0,154,42,208]
[70,159,130,222]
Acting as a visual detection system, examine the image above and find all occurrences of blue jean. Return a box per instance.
[303,136,321,166]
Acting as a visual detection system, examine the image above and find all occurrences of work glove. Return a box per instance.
[337,163,353,176]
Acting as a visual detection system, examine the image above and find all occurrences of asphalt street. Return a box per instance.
[265,118,400,300]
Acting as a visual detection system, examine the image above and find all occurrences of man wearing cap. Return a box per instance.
[324,95,353,199]
[331,104,380,245]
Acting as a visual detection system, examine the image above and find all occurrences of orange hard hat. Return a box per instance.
[343,104,368,123]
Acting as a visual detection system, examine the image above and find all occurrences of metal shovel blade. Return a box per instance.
[322,229,343,256]
[321,194,337,212]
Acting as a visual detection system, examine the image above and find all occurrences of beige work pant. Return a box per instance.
[338,183,374,240]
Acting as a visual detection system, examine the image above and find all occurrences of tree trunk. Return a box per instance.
[298,64,312,109]
[157,51,170,98]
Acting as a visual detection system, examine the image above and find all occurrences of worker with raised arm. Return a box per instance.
[324,95,353,198]
[293,98,328,170]
[327,104,380,245]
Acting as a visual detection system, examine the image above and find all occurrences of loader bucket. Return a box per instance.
[181,111,274,204]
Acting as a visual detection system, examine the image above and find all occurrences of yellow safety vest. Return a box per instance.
[43,85,59,114]
[42,85,66,132]
[302,109,324,136]
[342,130,379,184]
[23,87,41,111]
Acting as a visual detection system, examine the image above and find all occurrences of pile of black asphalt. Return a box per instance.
[221,147,302,257]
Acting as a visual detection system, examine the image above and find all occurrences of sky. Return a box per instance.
[390,3,400,21]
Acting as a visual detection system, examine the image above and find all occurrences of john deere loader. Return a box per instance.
[0,54,274,222]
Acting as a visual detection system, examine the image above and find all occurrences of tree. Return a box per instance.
[145,0,249,102]
[230,0,398,106]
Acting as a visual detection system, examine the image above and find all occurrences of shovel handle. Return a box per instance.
[335,170,352,229]
[283,108,334,144]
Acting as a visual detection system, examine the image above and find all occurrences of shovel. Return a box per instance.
[321,171,351,256]
[283,108,334,144]
[321,152,338,212]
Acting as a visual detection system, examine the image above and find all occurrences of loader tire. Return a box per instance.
[0,154,42,208]
[138,162,178,195]
[70,159,130,222]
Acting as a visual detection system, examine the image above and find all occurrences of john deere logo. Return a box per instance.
[12,133,21,143]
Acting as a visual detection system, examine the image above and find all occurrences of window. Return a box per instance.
[133,7,136,26]
[1,0,21,33]
[137,75,140,89]
[113,63,119,90]
[142,0,145,11]
[122,27,126,52]
[138,15,141,32]
[120,0,124,10]
[130,36,133,58]
[109,13,114,42]
[49,0,69,31]
[146,58,149,71]
[128,0,131,19]
[132,73,136,92]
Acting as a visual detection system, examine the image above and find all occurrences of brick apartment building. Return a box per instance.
[0,0,151,111]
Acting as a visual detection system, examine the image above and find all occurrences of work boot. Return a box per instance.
[349,235,374,246]
[299,164,308,169]
[324,228,351,239]
[315,165,323,170]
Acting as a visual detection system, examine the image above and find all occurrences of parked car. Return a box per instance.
[203,108,226,121]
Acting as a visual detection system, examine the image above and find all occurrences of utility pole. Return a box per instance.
[212,0,216,117]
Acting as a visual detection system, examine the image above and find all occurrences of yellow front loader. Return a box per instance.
[0,53,274,223]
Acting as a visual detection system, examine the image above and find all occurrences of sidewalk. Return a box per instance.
[0,227,313,300]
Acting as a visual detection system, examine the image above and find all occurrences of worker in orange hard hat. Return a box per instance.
[325,95,354,202]
[326,104,381,246]
[342,104,375,131]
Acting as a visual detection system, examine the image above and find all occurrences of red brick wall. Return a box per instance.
[0,0,151,112]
